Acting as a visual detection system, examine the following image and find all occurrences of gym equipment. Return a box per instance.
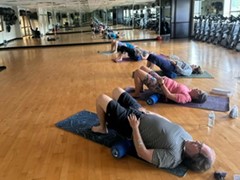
[210,88,232,96]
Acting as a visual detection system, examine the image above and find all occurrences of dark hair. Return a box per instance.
[142,50,148,57]
[192,92,208,103]
[183,154,211,172]
[192,66,203,74]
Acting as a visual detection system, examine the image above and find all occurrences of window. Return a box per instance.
[231,0,240,11]
[0,16,3,32]
[194,1,202,17]
[230,0,240,16]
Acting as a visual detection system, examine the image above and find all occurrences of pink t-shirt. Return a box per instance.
[163,77,191,103]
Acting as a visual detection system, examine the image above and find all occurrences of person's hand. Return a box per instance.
[170,60,177,65]
[128,114,140,130]
[157,76,164,85]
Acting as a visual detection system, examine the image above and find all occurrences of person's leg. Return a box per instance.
[132,68,149,97]
[112,87,142,110]
[146,61,154,69]
[133,67,162,96]
[111,39,117,52]
[115,45,126,62]
[113,41,119,53]
[112,87,125,101]
[93,89,134,138]
[140,65,153,73]
[114,52,124,62]
[140,65,161,79]
[91,94,112,134]
[155,55,175,73]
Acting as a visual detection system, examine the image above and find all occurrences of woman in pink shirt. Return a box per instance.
[132,66,208,104]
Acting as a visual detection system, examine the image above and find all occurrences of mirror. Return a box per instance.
[1,0,162,49]
[193,0,224,17]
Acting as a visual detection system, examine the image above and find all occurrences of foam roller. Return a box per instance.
[211,88,232,96]
[146,94,161,105]
[111,140,133,159]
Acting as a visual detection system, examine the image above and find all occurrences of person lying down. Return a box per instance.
[91,87,216,172]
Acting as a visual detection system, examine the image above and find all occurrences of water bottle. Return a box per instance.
[229,105,238,119]
[208,111,215,127]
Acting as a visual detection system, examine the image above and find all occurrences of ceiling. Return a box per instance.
[0,0,156,12]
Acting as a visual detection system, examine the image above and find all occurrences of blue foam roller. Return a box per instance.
[111,140,133,159]
[147,94,161,105]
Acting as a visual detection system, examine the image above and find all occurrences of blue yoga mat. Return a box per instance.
[55,110,188,177]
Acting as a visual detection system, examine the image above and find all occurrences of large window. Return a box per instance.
[194,1,202,17]
[0,16,3,32]
[230,0,240,16]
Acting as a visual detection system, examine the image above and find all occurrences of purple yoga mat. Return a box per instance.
[125,87,230,112]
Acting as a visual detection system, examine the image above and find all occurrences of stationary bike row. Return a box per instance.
[193,15,240,51]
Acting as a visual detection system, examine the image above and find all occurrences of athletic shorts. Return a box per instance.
[106,92,143,138]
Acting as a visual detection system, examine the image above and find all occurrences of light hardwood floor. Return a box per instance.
[0,38,240,180]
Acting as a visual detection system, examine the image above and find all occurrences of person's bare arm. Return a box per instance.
[128,114,154,163]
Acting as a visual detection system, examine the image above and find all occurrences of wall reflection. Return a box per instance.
[0,0,177,49]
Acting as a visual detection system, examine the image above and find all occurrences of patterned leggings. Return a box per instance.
[142,71,163,94]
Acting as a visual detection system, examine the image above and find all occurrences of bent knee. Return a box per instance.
[96,94,112,109]
[112,87,125,100]
[140,66,146,70]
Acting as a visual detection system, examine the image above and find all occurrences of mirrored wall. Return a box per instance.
[1,0,174,48]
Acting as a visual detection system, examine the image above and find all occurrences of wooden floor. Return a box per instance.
[0,38,240,180]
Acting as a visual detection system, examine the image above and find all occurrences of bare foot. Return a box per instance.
[91,125,108,134]
[114,58,122,63]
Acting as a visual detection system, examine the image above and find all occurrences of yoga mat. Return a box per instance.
[97,50,114,55]
[125,87,230,112]
[156,70,214,79]
[55,110,188,177]
[0,66,6,72]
